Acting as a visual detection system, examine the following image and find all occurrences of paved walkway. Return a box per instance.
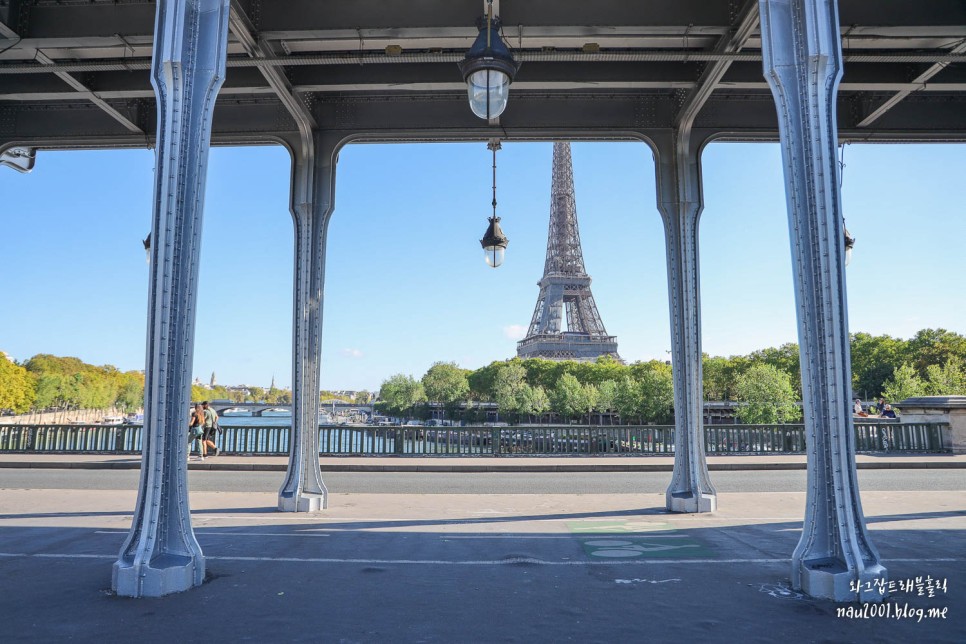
[0,452,963,471]
[0,480,963,642]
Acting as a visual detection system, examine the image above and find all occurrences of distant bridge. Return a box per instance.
[200,401,374,418]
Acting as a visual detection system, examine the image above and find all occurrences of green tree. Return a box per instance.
[377,374,426,417]
[582,382,601,420]
[614,376,643,424]
[748,343,801,396]
[850,332,908,400]
[733,363,801,424]
[421,362,470,418]
[115,371,144,413]
[924,357,966,395]
[881,363,925,404]
[492,361,529,420]
[906,328,966,378]
[24,354,120,411]
[467,360,504,401]
[597,380,618,414]
[637,365,675,424]
[586,355,628,385]
[519,384,550,422]
[550,373,591,421]
[0,353,35,413]
[519,358,558,391]
[191,384,209,403]
[703,355,732,401]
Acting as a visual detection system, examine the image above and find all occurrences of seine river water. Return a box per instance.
[219,412,298,427]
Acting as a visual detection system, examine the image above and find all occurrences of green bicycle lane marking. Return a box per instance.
[566,519,714,559]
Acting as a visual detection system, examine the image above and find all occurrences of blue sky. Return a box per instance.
[1,141,963,391]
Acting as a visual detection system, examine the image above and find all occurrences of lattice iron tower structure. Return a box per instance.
[517,142,619,362]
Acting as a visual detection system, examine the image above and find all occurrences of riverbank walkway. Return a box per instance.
[1,454,963,642]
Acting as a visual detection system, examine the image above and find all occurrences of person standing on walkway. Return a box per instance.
[202,401,220,457]
[189,403,206,460]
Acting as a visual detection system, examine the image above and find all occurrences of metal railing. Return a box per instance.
[0,422,949,456]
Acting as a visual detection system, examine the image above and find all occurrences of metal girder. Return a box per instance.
[675,0,759,128]
[227,0,316,131]
[278,130,337,512]
[0,145,34,171]
[857,40,966,127]
[653,127,716,514]
[760,0,887,603]
[6,65,966,101]
[0,21,143,133]
[112,0,231,599]
[5,49,966,76]
[225,4,328,514]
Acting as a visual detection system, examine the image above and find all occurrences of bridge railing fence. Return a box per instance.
[0,422,950,456]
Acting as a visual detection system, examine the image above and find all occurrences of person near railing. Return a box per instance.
[189,404,206,461]
[202,401,220,457]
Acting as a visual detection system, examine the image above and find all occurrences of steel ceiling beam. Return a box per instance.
[3,49,966,76]
[857,39,966,127]
[9,81,966,102]
[675,0,760,127]
[0,21,143,133]
[227,0,316,130]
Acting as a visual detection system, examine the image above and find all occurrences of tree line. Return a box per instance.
[0,354,144,414]
[377,328,966,424]
[0,351,370,415]
[3,327,962,422]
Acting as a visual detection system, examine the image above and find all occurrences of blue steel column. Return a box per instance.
[112,0,230,597]
[653,129,716,513]
[277,131,337,512]
[759,0,887,602]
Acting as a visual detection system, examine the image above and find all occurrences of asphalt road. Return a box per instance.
[0,468,963,494]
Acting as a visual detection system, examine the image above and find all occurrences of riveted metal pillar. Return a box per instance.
[0,145,36,173]
[653,129,716,514]
[112,0,230,598]
[760,0,887,602]
[277,131,337,512]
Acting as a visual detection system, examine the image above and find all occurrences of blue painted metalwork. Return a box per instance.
[759,0,888,602]
[277,132,336,512]
[2,423,948,456]
[652,129,717,513]
[111,0,231,599]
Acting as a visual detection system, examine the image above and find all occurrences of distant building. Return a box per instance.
[210,371,217,387]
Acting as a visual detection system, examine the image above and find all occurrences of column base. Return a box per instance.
[112,554,204,598]
[795,558,888,602]
[666,491,716,513]
[278,491,327,512]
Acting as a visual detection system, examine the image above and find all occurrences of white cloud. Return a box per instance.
[502,324,527,341]
[340,348,364,359]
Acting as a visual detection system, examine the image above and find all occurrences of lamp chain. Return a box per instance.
[488,138,501,219]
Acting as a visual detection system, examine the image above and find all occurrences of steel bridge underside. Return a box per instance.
[3,0,964,603]
[2,0,966,151]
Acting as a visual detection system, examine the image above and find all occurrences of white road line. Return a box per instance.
[0,552,960,565]
[93,531,331,538]
[440,534,687,539]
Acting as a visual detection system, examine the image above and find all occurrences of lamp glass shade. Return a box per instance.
[467,68,510,120]
[483,245,505,268]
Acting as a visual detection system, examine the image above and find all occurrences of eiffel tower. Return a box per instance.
[517,142,620,361]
